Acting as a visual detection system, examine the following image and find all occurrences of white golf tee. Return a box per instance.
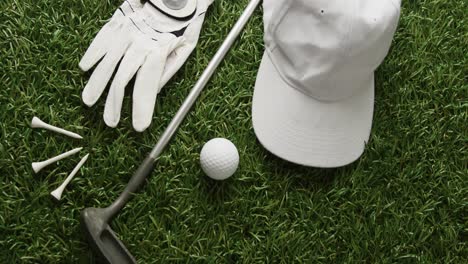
[51,154,90,201]
[31,117,83,139]
[32,147,83,173]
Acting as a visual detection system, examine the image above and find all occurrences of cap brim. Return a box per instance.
[252,53,375,168]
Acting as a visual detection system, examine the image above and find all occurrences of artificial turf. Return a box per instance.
[1,0,467,263]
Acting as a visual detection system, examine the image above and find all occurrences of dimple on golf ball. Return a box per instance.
[200,138,239,180]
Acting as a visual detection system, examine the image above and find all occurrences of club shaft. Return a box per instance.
[149,0,260,159]
[106,0,260,220]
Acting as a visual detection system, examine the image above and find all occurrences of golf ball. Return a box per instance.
[200,138,239,180]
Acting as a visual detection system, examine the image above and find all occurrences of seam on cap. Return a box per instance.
[267,0,293,52]
[265,49,308,97]
[369,1,401,71]
[265,1,338,102]
[267,46,375,104]
[387,0,401,11]
[340,0,357,59]
[266,49,335,102]
[264,1,374,103]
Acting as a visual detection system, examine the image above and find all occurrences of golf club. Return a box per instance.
[81,0,261,262]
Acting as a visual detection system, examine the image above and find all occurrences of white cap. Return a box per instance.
[253,0,401,168]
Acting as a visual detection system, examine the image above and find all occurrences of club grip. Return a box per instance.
[107,156,155,220]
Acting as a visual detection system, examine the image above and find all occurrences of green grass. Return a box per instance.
[1,0,466,262]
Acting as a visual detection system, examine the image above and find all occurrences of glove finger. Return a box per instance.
[79,0,140,72]
[104,45,147,128]
[159,41,196,89]
[79,22,117,72]
[132,50,167,132]
[159,12,207,88]
[82,37,130,107]
[120,0,143,15]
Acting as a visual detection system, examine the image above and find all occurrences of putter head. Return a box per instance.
[81,208,136,264]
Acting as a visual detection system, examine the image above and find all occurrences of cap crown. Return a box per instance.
[264,0,401,101]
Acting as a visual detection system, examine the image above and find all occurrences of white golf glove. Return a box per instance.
[79,0,213,132]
